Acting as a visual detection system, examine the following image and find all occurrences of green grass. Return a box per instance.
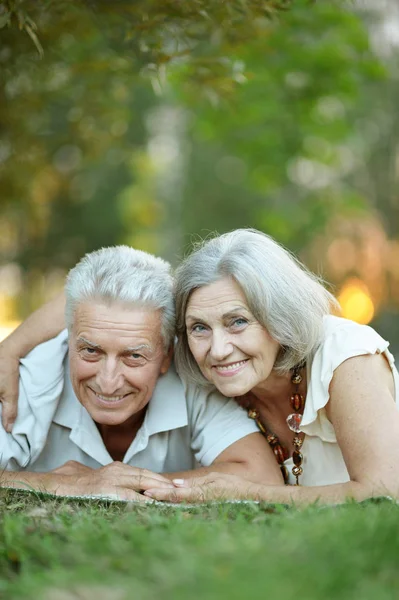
[1,489,399,600]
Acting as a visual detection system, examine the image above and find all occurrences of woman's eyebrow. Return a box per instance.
[222,307,250,319]
[186,307,250,322]
[185,314,204,322]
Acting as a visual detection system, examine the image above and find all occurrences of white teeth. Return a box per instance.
[214,360,247,372]
[96,393,125,402]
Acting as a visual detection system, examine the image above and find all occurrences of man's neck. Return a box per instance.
[96,406,147,462]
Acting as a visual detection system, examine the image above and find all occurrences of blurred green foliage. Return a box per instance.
[173,2,385,253]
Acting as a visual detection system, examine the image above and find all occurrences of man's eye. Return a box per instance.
[130,353,143,360]
[80,347,99,357]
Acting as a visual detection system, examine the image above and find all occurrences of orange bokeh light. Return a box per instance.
[338,278,375,325]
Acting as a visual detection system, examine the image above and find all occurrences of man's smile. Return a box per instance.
[88,387,132,406]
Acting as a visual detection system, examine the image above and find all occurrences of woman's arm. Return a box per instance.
[0,292,66,431]
[144,353,399,504]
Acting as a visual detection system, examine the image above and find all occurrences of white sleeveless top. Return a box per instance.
[284,316,399,486]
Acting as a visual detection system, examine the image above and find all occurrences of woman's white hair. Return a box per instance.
[65,245,175,350]
[174,228,339,386]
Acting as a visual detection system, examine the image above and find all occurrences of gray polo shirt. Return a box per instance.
[0,331,258,473]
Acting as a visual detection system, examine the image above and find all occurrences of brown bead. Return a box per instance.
[248,408,259,420]
[266,433,278,445]
[290,393,304,412]
[292,450,303,466]
[273,444,286,464]
[256,420,266,434]
[293,436,303,449]
[292,466,303,477]
[281,465,289,484]
[291,373,302,385]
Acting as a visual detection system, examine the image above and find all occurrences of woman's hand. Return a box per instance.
[0,291,67,433]
[144,472,262,503]
[0,343,20,432]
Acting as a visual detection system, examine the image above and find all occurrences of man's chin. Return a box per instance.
[89,406,142,427]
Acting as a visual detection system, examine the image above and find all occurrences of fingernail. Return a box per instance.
[143,491,153,497]
[173,479,185,486]
[6,422,13,433]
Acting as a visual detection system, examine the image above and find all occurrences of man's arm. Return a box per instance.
[0,469,66,495]
[0,292,65,431]
[0,462,173,502]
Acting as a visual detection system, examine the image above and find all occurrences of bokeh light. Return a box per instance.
[338,278,375,325]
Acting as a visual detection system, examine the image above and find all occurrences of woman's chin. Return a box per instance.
[212,378,251,398]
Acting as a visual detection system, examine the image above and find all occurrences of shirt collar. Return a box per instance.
[142,362,188,435]
[52,356,188,464]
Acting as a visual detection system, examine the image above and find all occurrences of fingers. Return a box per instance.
[0,352,20,432]
[137,468,173,485]
[115,489,154,503]
[119,474,175,493]
[103,464,175,491]
[143,481,218,503]
[172,473,218,488]
[143,487,196,503]
[1,394,18,432]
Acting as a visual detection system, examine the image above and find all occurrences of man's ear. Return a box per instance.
[160,344,174,374]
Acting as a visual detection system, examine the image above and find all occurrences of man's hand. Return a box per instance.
[51,461,176,501]
[0,345,20,432]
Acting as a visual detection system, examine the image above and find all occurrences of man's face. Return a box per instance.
[68,301,172,427]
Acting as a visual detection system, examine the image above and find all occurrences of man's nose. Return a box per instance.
[96,359,124,394]
[210,331,233,361]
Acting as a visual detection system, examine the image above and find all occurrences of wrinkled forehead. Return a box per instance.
[70,300,164,349]
[186,277,250,318]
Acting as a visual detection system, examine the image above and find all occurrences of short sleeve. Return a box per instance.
[185,384,259,466]
[0,330,68,469]
[301,316,394,442]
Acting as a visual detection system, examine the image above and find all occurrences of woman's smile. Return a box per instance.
[212,359,249,377]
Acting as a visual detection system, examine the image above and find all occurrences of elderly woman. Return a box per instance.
[142,228,399,504]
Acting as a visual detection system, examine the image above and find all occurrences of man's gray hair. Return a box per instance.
[65,246,175,350]
[174,228,339,386]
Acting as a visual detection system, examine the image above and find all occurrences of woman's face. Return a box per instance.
[185,277,280,397]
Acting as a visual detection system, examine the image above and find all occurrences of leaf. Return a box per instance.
[0,10,10,29]
[24,22,44,58]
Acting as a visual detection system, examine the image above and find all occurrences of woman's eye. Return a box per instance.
[231,318,248,328]
[191,324,207,334]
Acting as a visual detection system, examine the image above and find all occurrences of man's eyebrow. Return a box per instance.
[125,344,152,353]
[76,336,102,349]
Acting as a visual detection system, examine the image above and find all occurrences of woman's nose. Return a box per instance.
[209,331,233,361]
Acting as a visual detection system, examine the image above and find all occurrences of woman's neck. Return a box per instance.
[250,367,307,414]
[251,369,293,406]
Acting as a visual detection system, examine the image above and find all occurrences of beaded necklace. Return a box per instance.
[243,363,306,485]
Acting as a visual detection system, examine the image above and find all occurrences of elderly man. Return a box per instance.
[0,246,281,500]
